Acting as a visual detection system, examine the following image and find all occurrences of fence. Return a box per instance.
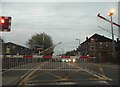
[2,55,95,71]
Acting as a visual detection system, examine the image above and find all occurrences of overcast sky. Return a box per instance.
[0,1,119,55]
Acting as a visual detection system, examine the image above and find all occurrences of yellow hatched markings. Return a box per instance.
[91,73,112,81]
[97,65,112,81]
[43,63,70,81]
[52,63,112,81]
[27,62,105,83]
[28,72,48,80]
[99,67,106,76]
[18,62,48,86]
[28,71,67,81]
[28,63,70,82]
[97,64,106,76]
[22,62,109,84]
[46,72,69,80]
[28,75,69,84]
[98,74,112,81]
[42,63,79,81]
[68,62,112,81]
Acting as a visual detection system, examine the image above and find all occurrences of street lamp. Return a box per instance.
[42,32,45,56]
[76,39,80,46]
[108,9,116,59]
[76,38,81,56]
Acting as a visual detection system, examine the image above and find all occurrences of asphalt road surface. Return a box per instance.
[2,61,120,86]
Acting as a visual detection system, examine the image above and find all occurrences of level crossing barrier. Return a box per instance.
[2,55,95,71]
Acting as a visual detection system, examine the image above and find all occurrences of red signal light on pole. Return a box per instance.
[0,19,5,24]
[0,16,12,32]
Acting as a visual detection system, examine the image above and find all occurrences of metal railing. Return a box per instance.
[2,56,95,71]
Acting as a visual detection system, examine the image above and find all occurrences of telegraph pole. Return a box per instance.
[110,15,116,59]
[97,9,120,59]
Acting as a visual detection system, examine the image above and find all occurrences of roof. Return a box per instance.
[81,33,113,45]
[4,42,30,49]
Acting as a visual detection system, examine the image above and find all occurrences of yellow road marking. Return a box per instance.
[91,63,119,69]
[18,62,48,86]
[27,77,100,83]
[92,73,112,81]
[59,76,69,80]
[25,63,71,82]
[28,72,48,80]
[29,70,69,82]
[63,63,111,81]
[99,67,106,76]
[99,74,112,81]
[98,64,112,81]
[28,63,72,82]
[46,72,63,79]
[67,62,112,81]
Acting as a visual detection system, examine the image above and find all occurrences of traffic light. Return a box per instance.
[0,18,5,24]
[0,16,12,32]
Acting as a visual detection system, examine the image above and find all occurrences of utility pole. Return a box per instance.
[97,9,120,59]
[109,13,116,59]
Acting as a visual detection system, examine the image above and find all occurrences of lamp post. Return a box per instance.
[76,39,80,46]
[61,48,64,55]
[76,39,81,56]
[108,9,116,59]
[42,32,45,56]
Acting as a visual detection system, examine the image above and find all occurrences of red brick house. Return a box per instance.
[80,33,115,63]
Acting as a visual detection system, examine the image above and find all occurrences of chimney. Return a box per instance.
[117,38,119,42]
[86,37,88,40]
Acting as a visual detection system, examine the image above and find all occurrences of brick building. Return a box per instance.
[3,42,33,56]
[80,33,115,63]
[116,38,120,64]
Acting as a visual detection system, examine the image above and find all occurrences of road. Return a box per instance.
[2,60,119,87]
[86,63,119,85]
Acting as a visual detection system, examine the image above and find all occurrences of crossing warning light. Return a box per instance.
[0,16,12,32]
[0,18,5,24]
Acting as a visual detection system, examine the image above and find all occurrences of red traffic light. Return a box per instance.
[0,18,5,24]
[0,16,12,32]
[1,19,5,23]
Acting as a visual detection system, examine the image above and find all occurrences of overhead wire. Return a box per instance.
[97,26,120,37]
[12,25,98,30]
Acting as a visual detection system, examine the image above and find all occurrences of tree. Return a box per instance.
[65,50,77,56]
[26,32,54,55]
